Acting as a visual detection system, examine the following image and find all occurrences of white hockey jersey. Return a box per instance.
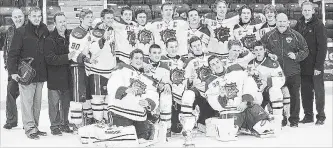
[203,14,239,57]
[184,54,212,93]
[248,57,285,89]
[143,59,171,87]
[69,26,92,63]
[160,55,187,104]
[255,22,276,40]
[135,23,155,57]
[233,22,259,50]
[107,64,159,121]
[85,28,117,79]
[113,17,137,64]
[187,23,212,52]
[147,18,189,56]
[205,64,262,111]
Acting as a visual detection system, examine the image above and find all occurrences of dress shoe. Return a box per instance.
[315,120,325,125]
[3,123,17,129]
[27,133,40,140]
[299,116,314,124]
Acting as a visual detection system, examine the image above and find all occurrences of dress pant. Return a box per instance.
[284,74,301,124]
[48,89,71,130]
[19,82,44,135]
[5,77,19,125]
[301,73,326,121]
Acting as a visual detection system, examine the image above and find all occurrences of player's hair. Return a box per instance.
[188,36,202,47]
[253,41,264,48]
[238,5,254,23]
[121,6,132,15]
[100,9,114,18]
[262,4,277,15]
[228,39,243,50]
[53,12,65,22]
[186,8,199,18]
[79,9,93,20]
[211,0,229,12]
[301,1,315,10]
[135,9,147,19]
[165,38,178,48]
[207,54,219,67]
[149,44,161,53]
[130,49,144,59]
[28,7,41,15]
[161,1,176,11]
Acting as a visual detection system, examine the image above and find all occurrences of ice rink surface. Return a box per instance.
[0,52,332,147]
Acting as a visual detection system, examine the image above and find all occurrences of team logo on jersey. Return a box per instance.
[252,74,263,88]
[127,30,136,47]
[129,78,147,96]
[138,29,153,45]
[170,67,186,85]
[224,82,239,99]
[286,37,293,43]
[160,29,176,44]
[214,26,230,43]
[196,66,212,81]
[241,34,257,50]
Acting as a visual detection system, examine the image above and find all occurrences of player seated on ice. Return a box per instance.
[205,55,278,138]
[180,36,218,134]
[106,49,159,140]
[248,41,290,129]
[143,44,173,140]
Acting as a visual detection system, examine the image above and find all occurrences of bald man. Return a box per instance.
[3,8,25,130]
[261,13,309,128]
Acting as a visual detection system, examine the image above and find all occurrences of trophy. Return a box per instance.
[180,106,199,147]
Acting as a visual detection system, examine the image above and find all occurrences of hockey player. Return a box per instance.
[248,41,287,133]
[224,39,255,69]
[203,0,239,57]
[147,2,189,56]
[186,8,212,53]
[256,5,277,40]
[180,36,218,134]
[69,9,95,129]
[107,49,159,140]
[112,7,137,64]
[205,55,276,138]
[88,9,117,124]
[143,44,172,140]
[233,5,259,50]
[134,10,155,57]
[160,38,187,134]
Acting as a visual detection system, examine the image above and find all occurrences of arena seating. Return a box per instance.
[249,3,265,13]
[192,4,211,15]
[326,3,333,19]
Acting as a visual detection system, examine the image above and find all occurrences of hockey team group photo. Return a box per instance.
[0,0,332,147]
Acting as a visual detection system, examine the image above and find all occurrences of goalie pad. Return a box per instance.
[70,101,83,125]
[78,124,139,147]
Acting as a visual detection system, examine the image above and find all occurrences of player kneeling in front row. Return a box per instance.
[107,49,159,140]
[205,55,277,140]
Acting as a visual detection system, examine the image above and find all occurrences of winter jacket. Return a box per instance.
[3,25,16,69]
[8,21,49,83]
[294,15,327,75]
[44,28,71,90]
[261,27,309,77]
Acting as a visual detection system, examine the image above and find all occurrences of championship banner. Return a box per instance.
[324,43,333,81]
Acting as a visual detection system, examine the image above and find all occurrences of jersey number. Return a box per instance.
[71,43,80,50]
